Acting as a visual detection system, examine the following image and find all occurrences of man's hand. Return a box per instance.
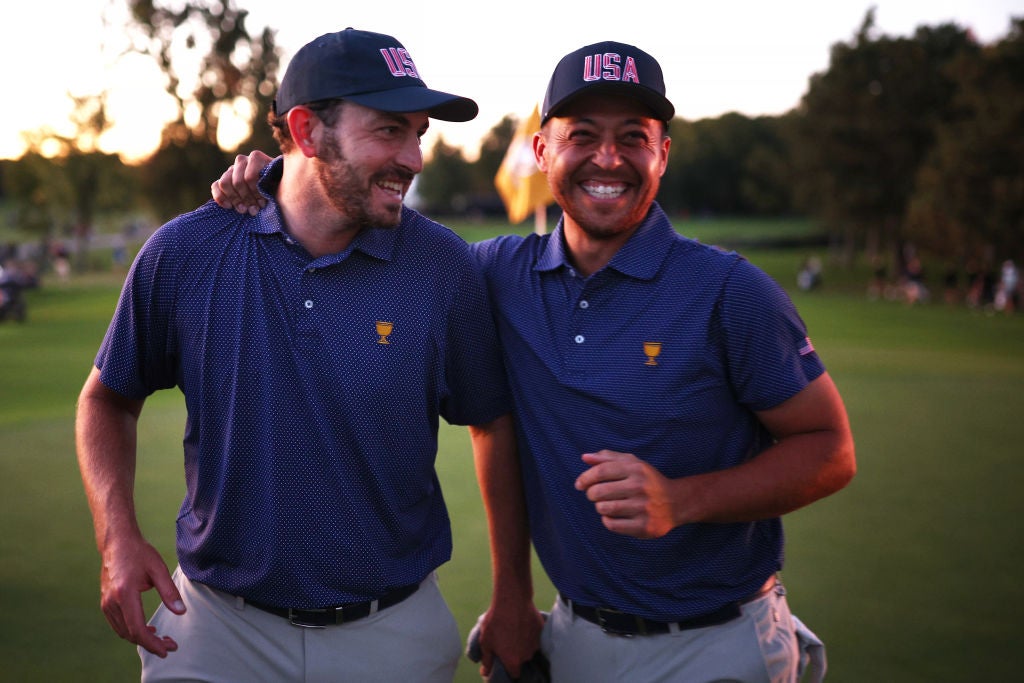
[575,450,679,539]
[575,374,857,535]
[475,599,545,679]
[99,537,185,657]
[211,151,273,214]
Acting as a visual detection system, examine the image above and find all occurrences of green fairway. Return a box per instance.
[1,229,1022,682]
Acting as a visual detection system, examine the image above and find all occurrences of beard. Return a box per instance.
[313,134,411,230]
[549,178,657,243]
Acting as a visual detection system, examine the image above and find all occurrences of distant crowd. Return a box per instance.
[866,244,1020,314]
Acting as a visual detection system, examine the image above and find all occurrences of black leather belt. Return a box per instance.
[247,583,419,628]
[563,576,777,637]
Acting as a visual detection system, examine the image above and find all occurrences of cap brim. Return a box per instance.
[346,87,479,122]
[544,82,674,124]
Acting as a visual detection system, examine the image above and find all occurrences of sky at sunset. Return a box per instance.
[2,0,1019,163]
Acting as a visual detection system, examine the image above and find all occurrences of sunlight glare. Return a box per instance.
[216,98,254,152]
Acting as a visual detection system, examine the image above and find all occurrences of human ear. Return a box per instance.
[533,131,549,173]
[286,107,319,158]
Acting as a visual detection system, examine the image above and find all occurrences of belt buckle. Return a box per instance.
[594,607,638,637]
[287,607,330,629]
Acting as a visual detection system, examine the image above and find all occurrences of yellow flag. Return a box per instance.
[494,104,553,225]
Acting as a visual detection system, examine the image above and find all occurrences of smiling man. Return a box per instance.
[209,40,857,683]
[469,41,856,682]
[75,28,514,683]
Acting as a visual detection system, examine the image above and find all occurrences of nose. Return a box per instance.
[396,131,424,174]
[592,137,624,169]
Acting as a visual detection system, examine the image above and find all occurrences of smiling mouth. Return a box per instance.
[377,179,406,199]
[581,181,627,199]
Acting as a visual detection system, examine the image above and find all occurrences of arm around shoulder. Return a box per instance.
[210,150,274,214]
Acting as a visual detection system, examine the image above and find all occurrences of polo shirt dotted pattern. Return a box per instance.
[472,203,825,622]
[96,159,511,608]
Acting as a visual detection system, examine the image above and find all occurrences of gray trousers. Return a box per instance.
[541,580,826,682]
[140,568,461,683]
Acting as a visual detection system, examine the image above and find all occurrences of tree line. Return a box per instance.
[416,9,1023,276]
[1,4,1021,278]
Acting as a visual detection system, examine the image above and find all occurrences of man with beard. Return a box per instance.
[212,41,856,683]
[75,28,515,682]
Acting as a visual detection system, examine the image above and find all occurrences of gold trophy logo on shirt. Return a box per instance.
[376,321,394,344]
[643,341,662,366]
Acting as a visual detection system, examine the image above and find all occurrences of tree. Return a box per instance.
[740,114,798,216]
[661,113,794,217]
[466,114,518,217]
[3,92,136,271]
[415,136,475,215]
[791,8,978,264]
[122,0,281,218]
[474,114,518,194]
[417,116,517,217]
[906,18,1024,267]
[2,153,68,241]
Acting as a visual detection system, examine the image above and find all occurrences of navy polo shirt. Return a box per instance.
[472,203,824,621]
[96,159,511,608]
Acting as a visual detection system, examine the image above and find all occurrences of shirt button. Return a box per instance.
[579,300,589,309]
[304,300,314,309]
[574,335,585,344]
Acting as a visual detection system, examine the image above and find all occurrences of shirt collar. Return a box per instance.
[248,156,398,263]
[535,202,675,281]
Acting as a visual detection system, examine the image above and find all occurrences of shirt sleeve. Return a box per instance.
[94,224,180,399]
[438,243,513,426]
[718,257,825,411]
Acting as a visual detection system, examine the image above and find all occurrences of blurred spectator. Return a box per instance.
[867,254,888,301]
[797,256,822,291]
[0,258,39,323]
[995,259,1019,314]
[965,258,984,308]
[902,253,929,305]
[50,241,71,282]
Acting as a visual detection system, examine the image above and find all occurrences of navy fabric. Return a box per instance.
[471,203,824,622]
[541,40,674,124]
[96,159,511,608]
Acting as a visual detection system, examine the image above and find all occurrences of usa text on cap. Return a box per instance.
[541,41,674,124]
[274,28,478,122]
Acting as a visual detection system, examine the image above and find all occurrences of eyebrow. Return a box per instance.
[379,111,413,125]
[379,110,430,134]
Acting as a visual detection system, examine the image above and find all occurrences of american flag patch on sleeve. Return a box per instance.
[798,337,815,355]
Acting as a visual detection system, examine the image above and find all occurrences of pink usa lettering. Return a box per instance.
[582,53,640,84]
[379,47,420,78]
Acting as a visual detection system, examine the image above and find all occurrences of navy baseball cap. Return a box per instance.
[541,41,675,124]
[274,28,478,121]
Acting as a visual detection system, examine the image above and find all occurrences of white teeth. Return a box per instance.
[583,183,626,198]
[379,181,404,195]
